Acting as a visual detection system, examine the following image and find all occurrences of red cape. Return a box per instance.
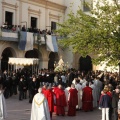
[56,88,67,106]
[82,86,93,102]
[68,88,78,106]
[45,89,54,112]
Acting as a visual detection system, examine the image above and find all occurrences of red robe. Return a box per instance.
[45,89,54,112]
[42,88,47,95]
[52,87,58,113]
[82,86,93,111]
[55,88,67,115]
[68,88,78,116]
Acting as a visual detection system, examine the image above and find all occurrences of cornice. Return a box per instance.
[2,1,18,9]
[49,13,61,20]
[28,7,41,15]
[20,0,67,12]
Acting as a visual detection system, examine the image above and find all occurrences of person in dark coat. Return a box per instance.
[18,77,24,100]
[12,72,17,95]
[112,86,120,120]
[29,77,39,103]
[22,76,28,99]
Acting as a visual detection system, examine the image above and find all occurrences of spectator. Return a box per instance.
[112,86,120,120]
[99,89,111,120]
[21,25,26,31]
[0,84,7,120]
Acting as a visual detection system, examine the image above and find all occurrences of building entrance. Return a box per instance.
[79,55,92,72]
[48,52,59,70]
[1,48,13,72]
[31,17,37,28]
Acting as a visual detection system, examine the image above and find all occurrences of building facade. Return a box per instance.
[0,0,96,72]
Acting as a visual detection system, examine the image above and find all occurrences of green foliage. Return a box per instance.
[56,0,120,66]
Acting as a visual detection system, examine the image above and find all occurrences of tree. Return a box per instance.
[56,0,120,68]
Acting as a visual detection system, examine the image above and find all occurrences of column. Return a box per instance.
[2,4,4,24]
[15,3,18,25]
[41,58,49,69]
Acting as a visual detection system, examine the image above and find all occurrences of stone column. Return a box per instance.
[2,3,4,24]
[15,3,18,25]
[40,58,49,69]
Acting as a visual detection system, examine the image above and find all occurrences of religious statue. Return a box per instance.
[54,56,69,72]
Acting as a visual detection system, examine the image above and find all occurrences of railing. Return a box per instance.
[0,28,46,44]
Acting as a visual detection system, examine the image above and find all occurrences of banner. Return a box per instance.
[18,31,33,51]
[46,35,58,52]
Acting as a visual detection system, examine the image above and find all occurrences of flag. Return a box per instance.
[18,31,33,51]
[46,35,58,52]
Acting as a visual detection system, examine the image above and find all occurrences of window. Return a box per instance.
[5,11,13,25]
[51,21,56,31]
[31,17,37,28]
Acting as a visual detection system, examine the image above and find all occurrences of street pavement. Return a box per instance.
[5,94,102,120]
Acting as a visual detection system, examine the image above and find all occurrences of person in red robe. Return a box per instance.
[44,85,54,119]
[42,84,47,95]
[68,84,78,116]
[55,84,67,116]
[82,82,93,112]
[52,84,58,113]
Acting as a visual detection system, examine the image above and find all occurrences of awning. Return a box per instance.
[8,58,39,66]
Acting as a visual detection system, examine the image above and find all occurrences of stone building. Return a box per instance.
[0,0,96,72]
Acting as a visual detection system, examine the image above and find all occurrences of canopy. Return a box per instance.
[8,58,39,66]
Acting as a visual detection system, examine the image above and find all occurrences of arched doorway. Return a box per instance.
[48,52,59,70]
[1,47,14,72]
[25,49,40,74]
[25,49,39,58]
[79,55,92,72]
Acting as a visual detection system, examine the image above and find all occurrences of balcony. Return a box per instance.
[0,28,58,52]
[0,29,46,44]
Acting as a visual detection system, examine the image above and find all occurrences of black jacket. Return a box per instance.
[112,91,119,108]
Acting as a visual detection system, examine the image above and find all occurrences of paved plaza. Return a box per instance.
[5,94,102,120]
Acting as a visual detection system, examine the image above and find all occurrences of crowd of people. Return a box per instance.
[1,22,53,35]
[0,68,120,120]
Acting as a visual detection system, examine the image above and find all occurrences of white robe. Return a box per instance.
[75,84,82,109]
[0,91,7,120]
[64,87,70,111]
[90,84,98,108]
[94,79,103,101]
[30,93,50,120]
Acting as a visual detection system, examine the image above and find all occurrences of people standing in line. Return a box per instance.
[99,89,111,120]
[112,86,120,120]
[0,85,7,120]
[30,88,50,120]
[82,82,93,112]
[68,84,78,116]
